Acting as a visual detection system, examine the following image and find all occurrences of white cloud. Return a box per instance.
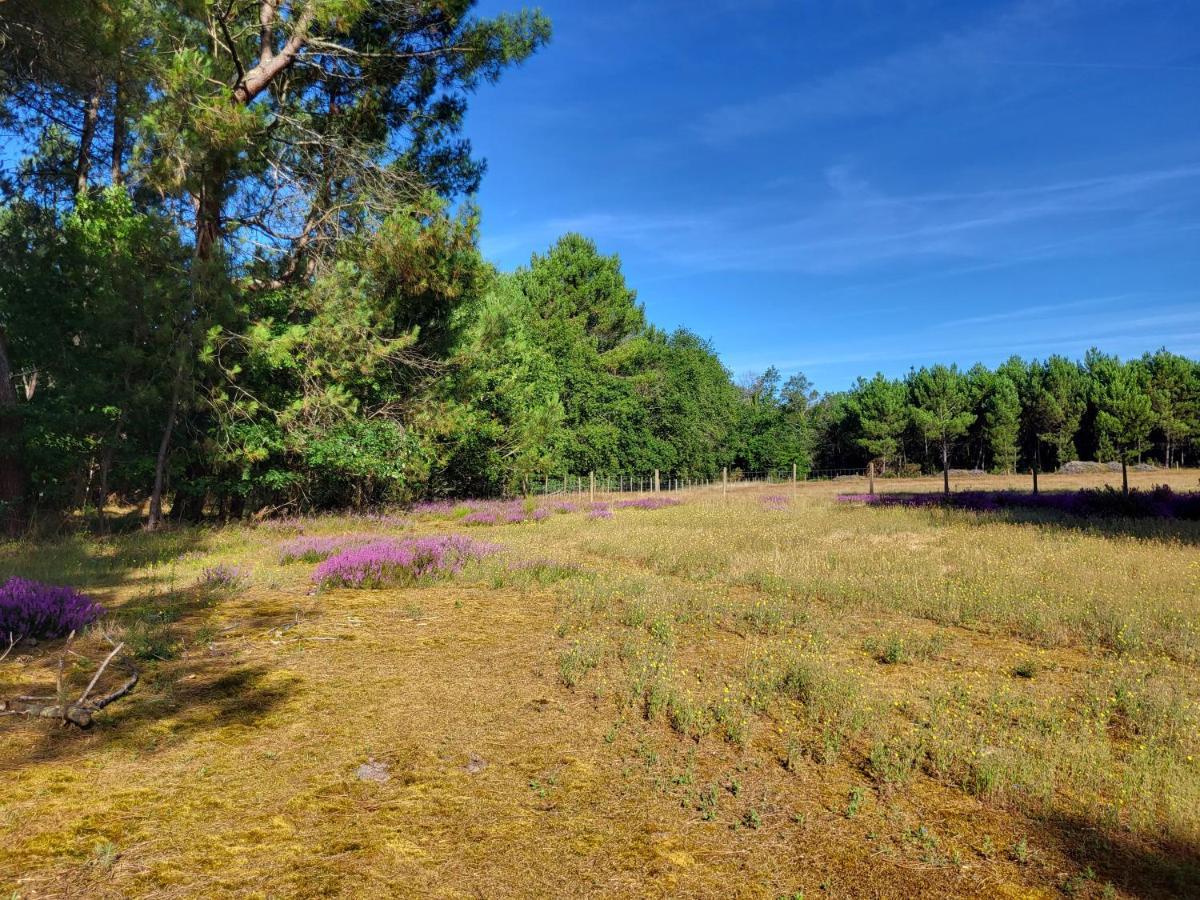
[697,0,1105,143]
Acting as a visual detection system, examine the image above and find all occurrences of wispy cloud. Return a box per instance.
[939,294,1138,328]
[697,0,1109,143]
[486,161,1200,275]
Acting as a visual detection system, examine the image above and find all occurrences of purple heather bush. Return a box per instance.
[588,507,613,520]
[0,577,105,641]
[457,500,552,526]
[313,535,500,589]
[278,535,375,564]
[613,497,683,511]
[838,486,1200,520]
[761,494,791,510]
[198,565,252,590]
[462,510,500,526]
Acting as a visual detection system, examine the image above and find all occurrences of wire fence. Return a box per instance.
[523,466,870,498]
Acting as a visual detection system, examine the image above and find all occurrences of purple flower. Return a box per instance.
[0,577,105,640]
[588,507,613,520]
[613,497,682,511]
[313,535,501,589]
[462,511,500,526]
[761,494,790,510]
[278,535,375,563]
[198,565,251,589]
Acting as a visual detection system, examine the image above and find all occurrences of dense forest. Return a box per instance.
[1,2,1197,531]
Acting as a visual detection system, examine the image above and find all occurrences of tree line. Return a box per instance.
[805,350,1196,494]
[0,2,1195,531]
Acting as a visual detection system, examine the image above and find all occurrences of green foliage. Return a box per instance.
[1095,363,1154,466]
[0,189,190,514]
[848,373,908,472]
[908,364,976,490]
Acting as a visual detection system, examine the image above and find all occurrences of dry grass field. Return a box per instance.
[2,469,1198,898]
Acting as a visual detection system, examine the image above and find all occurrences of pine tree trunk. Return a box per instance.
[95,443,114,532]
[194,160,227,263]
[942,439,950,495]
[147,355,186,530]
[110,77,126,187]
[0,328,25,536]
[1121,458,1129,496]
[74,80,103,197]
[1032,441,1040,496]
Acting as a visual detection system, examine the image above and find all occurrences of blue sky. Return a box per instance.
[465,0,1200,391]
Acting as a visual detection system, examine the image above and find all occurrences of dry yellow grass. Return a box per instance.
[1,469,1198,898]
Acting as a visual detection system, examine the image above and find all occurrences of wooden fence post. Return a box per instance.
[589,471,595,503]
[722,467,728,500]
[868,461,875,496]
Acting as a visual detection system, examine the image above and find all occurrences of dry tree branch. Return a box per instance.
[80,641,125,704]
[1,637,138,728]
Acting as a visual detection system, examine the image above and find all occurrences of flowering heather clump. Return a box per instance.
[549,501,579,514]
[463,511,500,526]
[460,500,554,525]
[313,535,500,589]
[838,486,1200,520]
[589,507,613,520]
[613,497,683,511]
[198,565,252,590]
[278,535,374,564]
[0,577,105,640]
[761,494,791,510]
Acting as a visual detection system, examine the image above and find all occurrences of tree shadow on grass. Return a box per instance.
[1040,811,1200,899]
[0,658,297,776]
[0,526,216,594]
[915,502,1200,547]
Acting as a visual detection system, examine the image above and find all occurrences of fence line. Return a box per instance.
[522,466,869,498]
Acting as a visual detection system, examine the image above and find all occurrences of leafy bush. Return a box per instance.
[0,577,105,640]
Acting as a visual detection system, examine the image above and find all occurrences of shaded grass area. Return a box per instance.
[1,471,1198,897]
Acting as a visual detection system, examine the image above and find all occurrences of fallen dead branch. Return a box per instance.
[1,635,137,728]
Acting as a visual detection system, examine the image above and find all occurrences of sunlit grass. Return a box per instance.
[1,468,1198,896]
